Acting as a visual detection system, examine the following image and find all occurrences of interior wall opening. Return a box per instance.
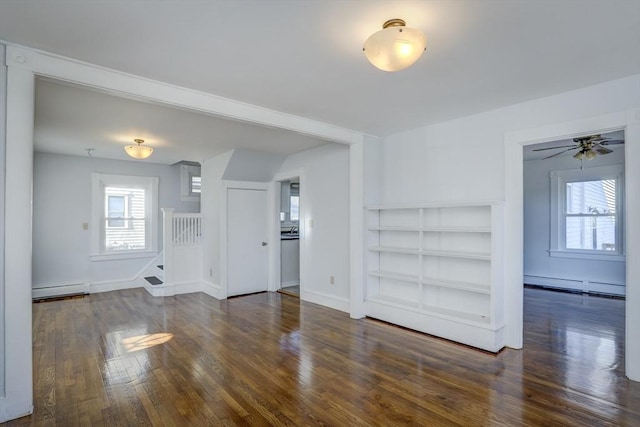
[277,177,301,298]
[522,129,627,388]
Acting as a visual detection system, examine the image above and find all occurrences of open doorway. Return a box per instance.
[278,178,301,297]
[521,129,629,385]
[523,130,626,297]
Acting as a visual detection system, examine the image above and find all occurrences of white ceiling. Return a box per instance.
[2,0,640,162]
[34,78,330,164]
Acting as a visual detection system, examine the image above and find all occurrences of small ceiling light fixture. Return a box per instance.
[363,18,427,72]
[124,138,153,160]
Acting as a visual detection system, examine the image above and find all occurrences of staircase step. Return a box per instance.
[144,276,163,286]
[157,265,164,270]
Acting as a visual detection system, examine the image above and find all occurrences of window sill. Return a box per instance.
[91,250,158,262]
[549,250,625,262]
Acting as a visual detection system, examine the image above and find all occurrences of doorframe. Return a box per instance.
[220,180,270,299]
[504,109,640,381]
[270,169,306,297]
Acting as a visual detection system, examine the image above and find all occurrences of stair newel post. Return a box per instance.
[162,208,175,285]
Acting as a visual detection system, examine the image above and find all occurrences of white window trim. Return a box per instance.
[549,165,625,262]
[91,173,159,261]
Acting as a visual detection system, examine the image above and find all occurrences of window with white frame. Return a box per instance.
[550,165,624,260]
[180,164,201,201]
[91,173,159,260]
[190,174,201,194]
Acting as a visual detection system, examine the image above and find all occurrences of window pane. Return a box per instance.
[107,195,125,227]
[290,196,299,222]
[105,219,147,251]
[191,176,201,194]
[566,180,615,214]
[566,216,616,251]
[105,186,146,251]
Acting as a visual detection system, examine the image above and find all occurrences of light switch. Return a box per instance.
[308,219,314,228]
[82,222,89,230]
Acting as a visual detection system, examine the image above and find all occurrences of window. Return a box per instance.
[550,165,624,261]
[180,164,201,201]
[290,195,299,222]
[91,174,159,260]
[190,175,201,194]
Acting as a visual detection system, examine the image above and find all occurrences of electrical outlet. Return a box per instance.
[329,275,335,285]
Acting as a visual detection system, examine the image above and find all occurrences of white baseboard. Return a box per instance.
[366,299,505,353]
[143,281,211,297]
[91,279,143,294]
[201,281,224,299]
[32,283,89,299]
[302,289,349,313]
[524,274,625,296]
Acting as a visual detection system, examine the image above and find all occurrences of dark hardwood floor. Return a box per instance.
[5,287,639,426]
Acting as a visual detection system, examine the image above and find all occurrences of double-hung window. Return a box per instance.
[91,173,159,260]
[550,165,624,261]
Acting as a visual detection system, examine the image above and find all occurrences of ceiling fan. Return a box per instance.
[533,134,624,160]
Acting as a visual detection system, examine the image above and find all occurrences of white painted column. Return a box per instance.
[349,141,366,318]
[162,208,175,285]
[1,61,35,420]
[504,142,524,349]
[0,43,6,400]
[625,108,640,381]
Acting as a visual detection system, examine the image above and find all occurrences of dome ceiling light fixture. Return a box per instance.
[363,18,427,72]
[124,138,154,160]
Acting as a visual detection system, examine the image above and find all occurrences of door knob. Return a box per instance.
[261,242,268,246]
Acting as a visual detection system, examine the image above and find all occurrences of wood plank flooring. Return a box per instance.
[5,287,639,426]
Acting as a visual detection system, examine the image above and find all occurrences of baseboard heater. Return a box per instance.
[32,283,90,301]
[33,293,87,303]
[523,275,625,297]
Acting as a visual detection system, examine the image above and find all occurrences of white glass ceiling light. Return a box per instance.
[124,138,153,159]
[363,19,427,72]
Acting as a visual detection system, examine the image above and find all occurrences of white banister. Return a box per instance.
[172,213,202,246]
[162,208,175,284]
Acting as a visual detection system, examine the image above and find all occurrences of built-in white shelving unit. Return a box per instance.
[366,202,505,352]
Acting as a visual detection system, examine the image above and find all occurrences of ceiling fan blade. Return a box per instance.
[532,144,577,152]
[595,146,613,155]
[599,139,624,145]
[542,147,577,160]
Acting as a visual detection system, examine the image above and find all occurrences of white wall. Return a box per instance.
[201,151,233,288]
[379,75,640,204]
[524,151,626,294]
[222,148,285,182]
[375,74,640,378]
[278,143,350,311]
[32,152,200,289]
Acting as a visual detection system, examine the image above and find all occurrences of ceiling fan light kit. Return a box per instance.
[363,19,427,72]
[124,138,153,159]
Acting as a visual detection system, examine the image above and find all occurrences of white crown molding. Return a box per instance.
[2,41,366,145]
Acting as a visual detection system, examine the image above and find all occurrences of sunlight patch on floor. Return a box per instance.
[122,332,174,352]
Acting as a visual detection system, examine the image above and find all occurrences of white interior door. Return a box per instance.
[227,188,268,296]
